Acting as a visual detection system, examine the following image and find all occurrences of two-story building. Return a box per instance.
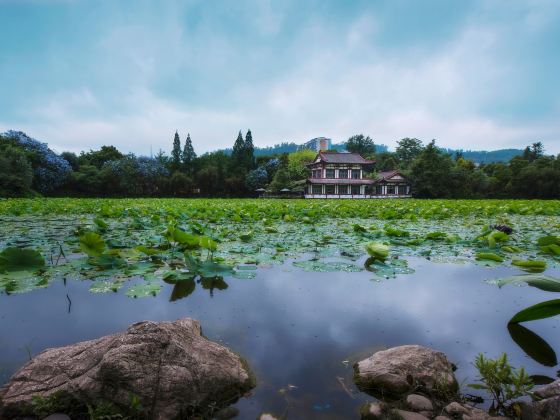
[304,152,411,198]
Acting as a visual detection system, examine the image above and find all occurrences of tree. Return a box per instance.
[396,138,423,168]
[410,140,454,198]
[0,143,33,197]
[231,131,245,166]
[171,131,182,170]
[287,149,315,180]
[244,130,255,169]
[79,145,123,168]
[245,167,269,191]
[269,167,291,192]
[169,171,194,196]
[182,133,196,173]
[345,134,376,157]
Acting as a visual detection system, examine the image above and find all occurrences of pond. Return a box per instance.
[2,255,559,419]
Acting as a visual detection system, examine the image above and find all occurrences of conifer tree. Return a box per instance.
[182,133,196,172]
[244,129,255,169]
[231,130,245,166]
[171,131,182,171]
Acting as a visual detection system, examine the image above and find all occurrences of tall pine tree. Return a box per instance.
[171,131,182,171]
[182,133,196,172]
[231,130,245,166]
[244,129,255,169]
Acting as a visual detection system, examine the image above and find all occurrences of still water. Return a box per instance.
[1,257,559,419]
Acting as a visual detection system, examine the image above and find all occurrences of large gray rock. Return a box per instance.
[0,318,255,419]
[520,380,560,420]
[354,345,458,397]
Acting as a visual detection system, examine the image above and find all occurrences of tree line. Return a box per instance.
[0,130,558,198]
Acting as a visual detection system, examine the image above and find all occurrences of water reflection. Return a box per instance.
[1,258,559,419]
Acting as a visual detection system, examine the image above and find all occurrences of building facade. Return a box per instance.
[304,152,411,199]
[299,137,332,152]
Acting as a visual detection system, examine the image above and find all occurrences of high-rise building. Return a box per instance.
[299,137,332,152]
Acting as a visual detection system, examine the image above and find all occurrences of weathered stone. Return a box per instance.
[405,394,433,412]
[258,414,280,420]
[392,409,430,420]
[533,379,560,400]
[213,406,240,419]
[521,396,560,420]
[43,415,71,420]
[360,402,385,419]
[354,345,458,397]
[0,318,255,419]
[434,416,450,420]
[444,401,470,415]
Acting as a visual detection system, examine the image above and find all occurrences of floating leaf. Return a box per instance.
[511,259,546,272]
[240,231,253,242]
[89,280,123,294]
[199,236,218,252]
[126,282,162,298]
[476,252,503,262]
[509,299,560,324]
[79,232,106,257]
[494,274,560,292]
[0,248,45,272]
[537,236,560,247]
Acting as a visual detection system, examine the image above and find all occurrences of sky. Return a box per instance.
[0,0,559,155]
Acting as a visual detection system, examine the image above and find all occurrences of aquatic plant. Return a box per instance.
[468,353,533,416]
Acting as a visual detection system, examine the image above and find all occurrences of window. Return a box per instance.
[387,185,396,194]
[338,185,349,194]
[338,169,348,178]
[325,169,335,178]
[376,185,383,195]
[312,170,321,179]
[325,185,335,194]
[312,185,323,194]
[352,169,360,179]
[351,185,361,195]
[398,185,408,195]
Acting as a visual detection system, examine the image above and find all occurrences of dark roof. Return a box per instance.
[310,152,375,165]
[307,178,374,185]
[374,170,407,183]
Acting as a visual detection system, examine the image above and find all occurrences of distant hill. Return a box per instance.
[221,141,389,156]
[442,148,523,164]
[220,139,521,163]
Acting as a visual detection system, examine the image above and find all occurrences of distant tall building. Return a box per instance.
[300,137,332,152]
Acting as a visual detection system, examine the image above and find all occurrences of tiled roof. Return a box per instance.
[315,152,375,164]
[374,170,407,183]
[307,178,374,185]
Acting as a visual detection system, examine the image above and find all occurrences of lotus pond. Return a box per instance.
[1,198,560,418]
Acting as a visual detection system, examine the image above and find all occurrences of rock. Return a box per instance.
[43,415,71,420]
[405,394,433,412]
[444,401,470,415]
[392,409,430,420]
[0,318,255,419]
[354,345,458,397]
[533,379,560,400]
[521,396,560,420]
[213,406,239,419]
[258,414,280,420]
[360,402,385,419]
[434,416,449,420]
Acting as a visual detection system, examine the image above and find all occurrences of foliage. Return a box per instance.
[468,353,533,415]
[345,134,376,157]
[0,143,34,196]
[182,133,196,172]
[171,131,182,171]
[286,149,315,180]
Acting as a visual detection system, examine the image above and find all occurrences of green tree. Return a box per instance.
[287,149,315,180]
[171,131,182,170]
[79,146,123,168]
[345,134,376,157]
[0,144,33,197]
[395,138,423,168]
[244,129,255,169]
[231,131,245,167]
[169,171,194,196]
[182,133,196,173]
[410,140,454,198]
[269,167,291,192]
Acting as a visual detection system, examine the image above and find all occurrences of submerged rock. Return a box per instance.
[353,345,458,397]
[0,318,255,419]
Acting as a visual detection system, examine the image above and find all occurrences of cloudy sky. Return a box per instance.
[1,0,559,155]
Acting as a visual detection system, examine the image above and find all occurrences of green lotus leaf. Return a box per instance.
[0,248,45,272]
[79,231,106,257]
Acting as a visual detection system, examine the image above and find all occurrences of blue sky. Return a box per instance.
[1,0,559,154]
